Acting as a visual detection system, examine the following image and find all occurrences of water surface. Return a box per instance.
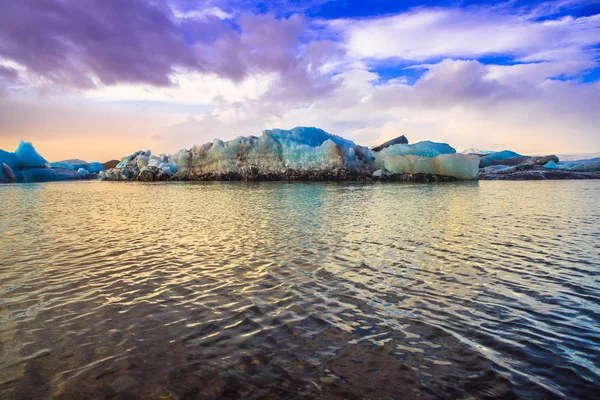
[1,181,599,399]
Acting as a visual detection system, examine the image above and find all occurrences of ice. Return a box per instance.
[543,160,558,169]
[77,168,90,177]
[19,167,80,183]
[137,155,149,169]
[372,140,478,179]
[158,162,179,174]
[14,140,49,167]
[148,157,161,167]
[2,163,17,182]
[381,154,480,180]
[376,141,456,160]
[479,150,522,168]
[50,162,76,171]
[172,127,373,177]
[558,157,600,172]
[0,149,20,169]
[89,162,105,173]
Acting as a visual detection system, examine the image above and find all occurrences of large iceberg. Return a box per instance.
[171,127,373,178]
[100,128,482,182]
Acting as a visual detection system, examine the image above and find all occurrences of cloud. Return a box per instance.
[329,7,600,64]
[0,0,335,102]
[0,1,598,159]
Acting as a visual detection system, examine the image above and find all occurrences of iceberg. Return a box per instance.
[49,161,76,171]
[19,167,80,183]
[168,127,374,179]
[0,142,102,183]
[376,141,456,160]
[381,154,480,180]
[558,157,600,172]
[77,168,90,177]
[543,160,558,169]
[101,128,483,181]
[372,140,479,180]
[14,140,49,167]
[479,150,524,168]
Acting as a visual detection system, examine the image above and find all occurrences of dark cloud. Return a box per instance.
[0,0,336,100]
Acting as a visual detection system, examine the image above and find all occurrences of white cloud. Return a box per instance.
[329,8,600,64]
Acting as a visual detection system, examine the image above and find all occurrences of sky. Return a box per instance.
[0,0,599,162]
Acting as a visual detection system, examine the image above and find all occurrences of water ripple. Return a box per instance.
[0,180,599,399]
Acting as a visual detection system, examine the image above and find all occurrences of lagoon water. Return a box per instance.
[0,181,599,399]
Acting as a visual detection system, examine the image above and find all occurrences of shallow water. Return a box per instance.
[0,180,599,399]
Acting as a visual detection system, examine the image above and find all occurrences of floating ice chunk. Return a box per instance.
[146,149,152,157]
[543,160,558,169]
[479,150,522,168]
[89,162,104,173]
[14,140,48,167]
[383,154,480,180]
[77,168,90,177]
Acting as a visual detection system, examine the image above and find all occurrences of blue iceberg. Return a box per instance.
[479,150,523,168]
[14,140,49,168]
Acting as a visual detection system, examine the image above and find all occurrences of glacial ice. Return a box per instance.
[19,167,80,183]
[171,127,373,176]
[375,141,456,159]
[50,159,104,173]
[381,154,480,180]
[100,128,483,181]
[89,162,105,173]
[558,158,600,172]
[543,160,558,169]
[479,150,523,168]
[0,149,20,168]
[50,162,76,171]
[77,168,90,177]
[14,140,49,168]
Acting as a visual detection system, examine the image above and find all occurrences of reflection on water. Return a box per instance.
[0,181,599,399]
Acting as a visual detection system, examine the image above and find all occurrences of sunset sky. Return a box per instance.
[1,0,599,162]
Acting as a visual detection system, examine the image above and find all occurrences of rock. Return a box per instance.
[102,160,120,170]
[109,375,139,393]
[479,169,600,180]
[530,155,559,166]
[372,135,409,152]
[137,169,155,182]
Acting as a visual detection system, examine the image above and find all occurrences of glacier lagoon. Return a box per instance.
[1,180,599,399]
